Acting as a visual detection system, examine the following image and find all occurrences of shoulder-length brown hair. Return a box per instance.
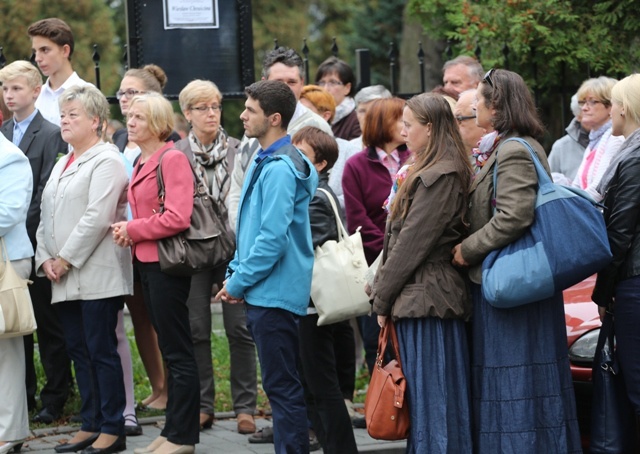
[390,93,472,221]
[479,69,544,139]
[362,97,405,149]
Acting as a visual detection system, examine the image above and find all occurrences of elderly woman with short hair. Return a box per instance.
[571,76,624,201]
[112,93,199,454]
[36,85,132,454]
[174,80,256,433]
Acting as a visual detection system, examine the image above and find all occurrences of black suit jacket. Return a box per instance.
[1,111,67,246]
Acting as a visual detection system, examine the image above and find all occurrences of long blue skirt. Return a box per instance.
[471,284,582,453]
[396,317,472,454]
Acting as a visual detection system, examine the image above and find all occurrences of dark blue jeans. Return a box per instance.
[57,297,125,435]
[615,275,640,414]
[137,261,199,445]
[245,304,309,453]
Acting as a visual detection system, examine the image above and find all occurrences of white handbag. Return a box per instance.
[311,189,371,326]
[0,238,36,339]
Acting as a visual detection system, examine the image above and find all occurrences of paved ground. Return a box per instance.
[21,412,406,453]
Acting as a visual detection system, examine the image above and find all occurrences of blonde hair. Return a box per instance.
[178,79,222,113]
[0,60,42,88]
[577,76,618,105]
[128,93,174,141]
[59,85,109,137]
[611,74,640,127]
[300,85,336,122]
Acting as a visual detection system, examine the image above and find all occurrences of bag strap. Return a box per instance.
[595,311,615,364]
[156,150,207,209]
[491,138,548,214]
[317,188,349,242]
[376,319,403,369]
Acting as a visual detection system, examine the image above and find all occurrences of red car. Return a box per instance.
[564,274,600,443]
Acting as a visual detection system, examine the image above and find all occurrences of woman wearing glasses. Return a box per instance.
[114,65,181,164]
[571,76,624,201]
[452,69,581,453]
[173,80,252,431]
[315,57,361,141]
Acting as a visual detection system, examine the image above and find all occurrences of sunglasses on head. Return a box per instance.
[483,68,495,88]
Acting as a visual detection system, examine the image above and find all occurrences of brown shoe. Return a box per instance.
[237,413,256,434]
[199,413,214,430]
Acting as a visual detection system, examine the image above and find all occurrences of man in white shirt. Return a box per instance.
[28,18,91,126]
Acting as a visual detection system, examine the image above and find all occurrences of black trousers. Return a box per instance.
[299,315,358,454]
[137,261,199,445]
[24,267,71,413]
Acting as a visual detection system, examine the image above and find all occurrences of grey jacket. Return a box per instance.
[35,141,133,303]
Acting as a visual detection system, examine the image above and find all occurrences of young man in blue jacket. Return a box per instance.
[216,80,318,454]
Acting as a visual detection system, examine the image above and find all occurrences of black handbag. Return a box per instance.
[156,150,235,276]
[590,311,635,453]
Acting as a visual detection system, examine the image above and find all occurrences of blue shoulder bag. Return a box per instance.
[481,138,612,308]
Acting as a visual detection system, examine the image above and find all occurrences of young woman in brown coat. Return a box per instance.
[372,93,473,453]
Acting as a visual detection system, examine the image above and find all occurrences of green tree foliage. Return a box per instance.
[408,0,640,142]
[408,0,640,86]
[0,0,121,94]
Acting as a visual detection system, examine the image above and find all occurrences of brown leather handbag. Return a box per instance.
[364,318,410,440]
[156,151,235,276]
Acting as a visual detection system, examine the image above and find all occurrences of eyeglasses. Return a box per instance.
[456,114,476,124]
[318,80,344,87]
[190,105,222,113]
[578,99,606,108]
[483,69,495,88]
[116,89,144,101]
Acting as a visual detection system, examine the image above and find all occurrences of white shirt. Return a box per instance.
[35,72,92,126]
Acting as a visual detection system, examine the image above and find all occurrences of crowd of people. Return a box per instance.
[0,15,640,454]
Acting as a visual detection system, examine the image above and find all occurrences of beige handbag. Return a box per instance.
[311,189,370,326]
[0,238,36,339]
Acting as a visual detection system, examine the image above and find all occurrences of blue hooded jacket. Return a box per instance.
[226,135,318,316]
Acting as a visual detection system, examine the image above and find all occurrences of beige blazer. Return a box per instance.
[35,141,133,303]
[461,134,550,283]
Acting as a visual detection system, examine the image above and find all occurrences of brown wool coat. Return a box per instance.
[372,159,471,321]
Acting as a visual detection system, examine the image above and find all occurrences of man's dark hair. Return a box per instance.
[261,47,304,80]
[245,80,297,130]
[315,56,357,97]
[28,18,75,58]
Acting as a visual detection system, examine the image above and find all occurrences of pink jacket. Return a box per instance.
[127,142,193,262]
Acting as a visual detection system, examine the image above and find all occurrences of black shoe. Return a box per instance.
[124,414,143,436]
[54,434,99,453]
[80,435,126,454]
[352,416,366,429]
[32,407,61,424]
